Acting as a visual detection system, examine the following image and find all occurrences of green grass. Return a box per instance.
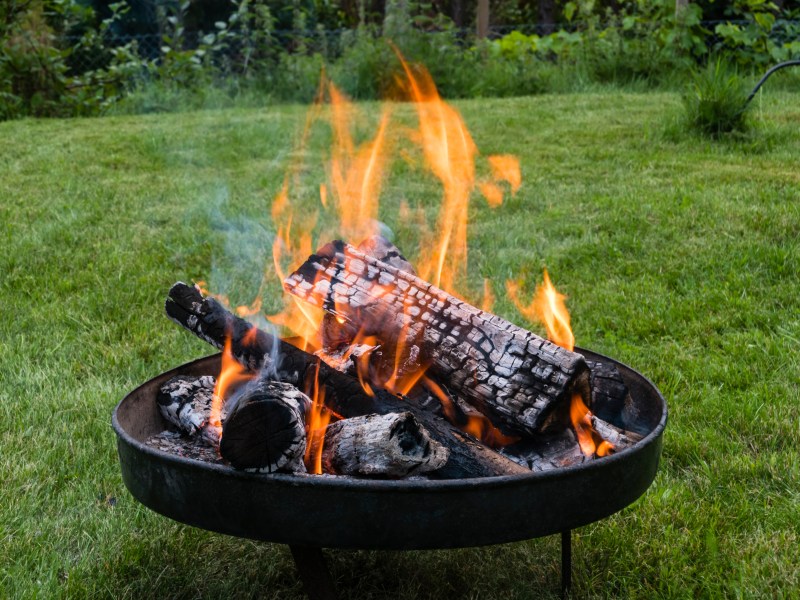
[2,90,799,599]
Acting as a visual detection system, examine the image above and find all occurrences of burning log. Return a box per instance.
[165,282,530,478]
[220,379,310,474]
[502,414,642,472]
[284,241,592,436]
[321,412,449,477]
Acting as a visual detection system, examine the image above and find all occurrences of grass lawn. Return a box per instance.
[1,90,799,599]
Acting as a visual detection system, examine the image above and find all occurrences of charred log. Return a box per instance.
[284,241,592,436]
[157,375,220,446]
[322,412,449,477]
[220,379,310,474]
[586,359,631,424]
[165,282,530,478]
[157,375,215,435]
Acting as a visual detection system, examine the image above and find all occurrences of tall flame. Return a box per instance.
[200,56,527,466]
[304,362,332,474]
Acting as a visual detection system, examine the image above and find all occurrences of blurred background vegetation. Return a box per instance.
[2,0,799,120]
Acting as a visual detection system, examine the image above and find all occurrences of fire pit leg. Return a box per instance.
[289,545,337,600]
[561,530,572,597]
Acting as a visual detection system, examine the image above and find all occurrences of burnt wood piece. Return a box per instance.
[322,412,449,477]
[586,359,631,423]
[321,235,415,352]
[590,415,644,449]
[220,379,310,474]
[502,415,643,472]
[165,282,529,478]
[157,375,215,435]
[284,241,592,436]
[157,375,220,446]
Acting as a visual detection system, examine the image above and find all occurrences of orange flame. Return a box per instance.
[506,269,575,352]
[424,376,518,448]
[397,58,475,293]
[304,362,332,474]
[507,270,613,457]
[210,336,254,433]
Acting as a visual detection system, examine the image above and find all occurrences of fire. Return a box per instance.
[201,54,527,466]
[507,270,612,457]
[210,336,253,432]
[304,362,332,474]
[506,269,575,352]
[423,377,518,448]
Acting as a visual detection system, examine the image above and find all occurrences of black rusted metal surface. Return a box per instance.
[112,347,666,550]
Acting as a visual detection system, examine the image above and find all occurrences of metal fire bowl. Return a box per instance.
[113,348,667,550]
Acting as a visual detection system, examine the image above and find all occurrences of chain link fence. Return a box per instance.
[60,20,800,76]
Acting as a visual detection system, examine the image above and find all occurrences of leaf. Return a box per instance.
[563,2,577,22]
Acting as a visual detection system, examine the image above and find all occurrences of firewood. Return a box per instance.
[322,412,449,477]
[284,241,592,436]
[165,282,530,478]
[320,235,415,353]
[586,360,631,424]
[220,379,310,474]
[157,375,215,435]
[157,375,220,446]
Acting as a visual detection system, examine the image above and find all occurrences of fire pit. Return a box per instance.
[113,347,666,598]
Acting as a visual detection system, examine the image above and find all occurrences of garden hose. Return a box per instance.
[743,59,800,110]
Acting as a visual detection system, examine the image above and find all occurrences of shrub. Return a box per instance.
[682,57,750,137]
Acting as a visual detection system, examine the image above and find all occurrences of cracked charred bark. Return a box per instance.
[284,241,592,436]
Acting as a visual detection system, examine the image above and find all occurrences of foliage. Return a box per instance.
[682,56,750,137]
[2,0,800,120]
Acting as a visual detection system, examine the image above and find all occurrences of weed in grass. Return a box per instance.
[682,57,751,138]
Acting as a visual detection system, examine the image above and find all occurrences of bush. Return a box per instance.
[682,57,750,137]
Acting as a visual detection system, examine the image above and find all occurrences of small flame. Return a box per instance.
[507,270,613,457]
[304,362,332,474]
[424,376,518,448]
[210,336,253,433]
[506,269,575,352]
[488,155,521,195]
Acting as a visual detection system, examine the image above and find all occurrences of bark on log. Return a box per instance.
[157,375,215,435]
[284,241,592,436]
[322,412,449,477]
[586,359,631,424]
[220,379,310,474]
[165,282,529,478]
[157,375,220,446]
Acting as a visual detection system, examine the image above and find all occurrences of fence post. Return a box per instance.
[477,0,489,38]
[676,0,689,17]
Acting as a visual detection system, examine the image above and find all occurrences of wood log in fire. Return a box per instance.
[284,241,592,436]
[219,379,310,474]
[157,375,215,435]
[321,412,449,477]
[165,282,530,478]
